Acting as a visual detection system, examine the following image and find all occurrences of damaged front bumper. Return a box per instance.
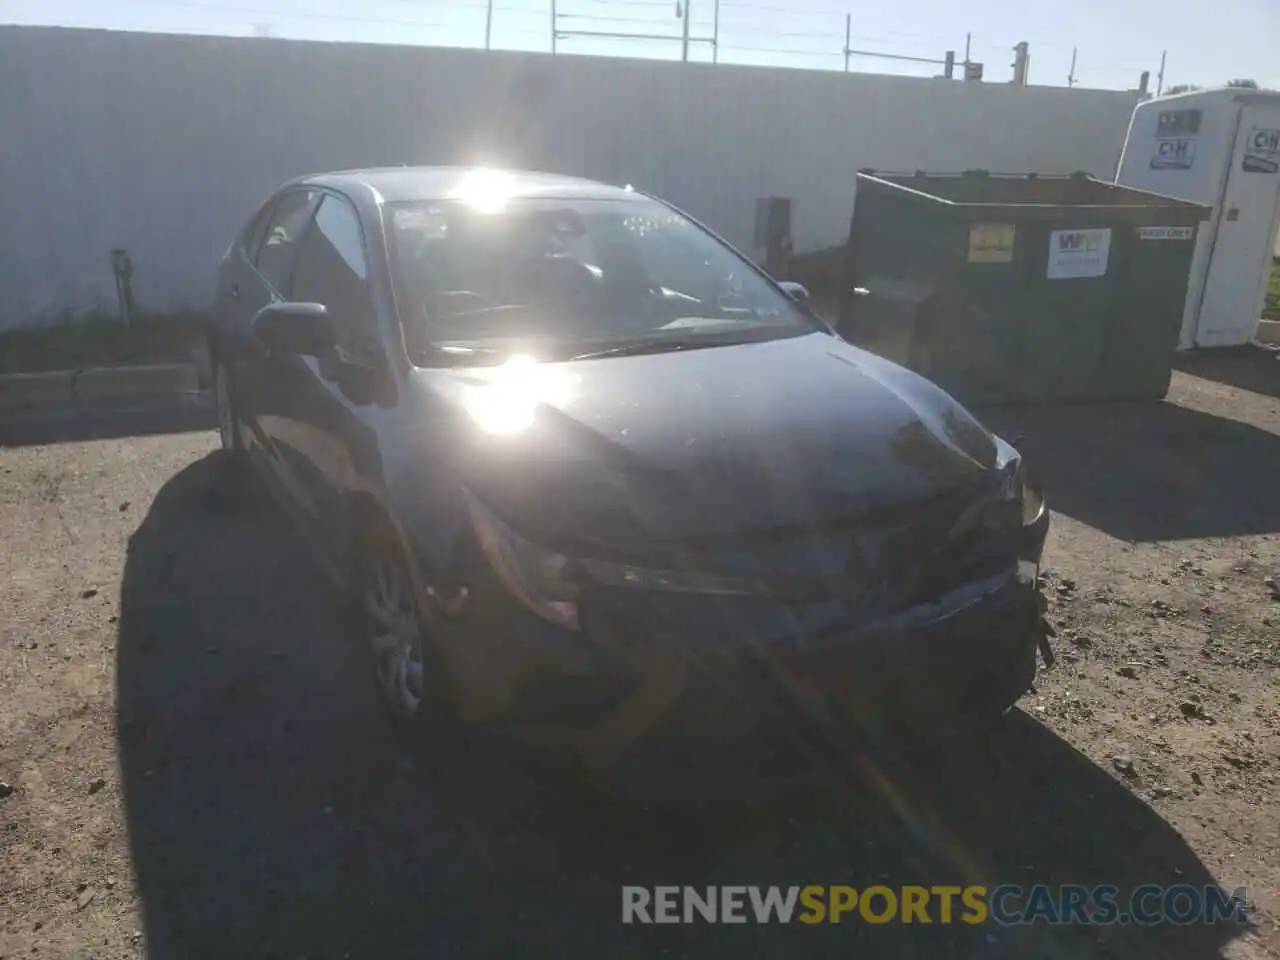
[435,499,1052,793]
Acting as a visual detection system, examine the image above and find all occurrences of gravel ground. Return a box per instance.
[2,352,1279,959]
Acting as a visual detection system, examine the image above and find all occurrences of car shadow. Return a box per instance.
[0,399,215,447]
[975,398,1280,543]
[117,454,1255,959]
[1174,344,1280,401]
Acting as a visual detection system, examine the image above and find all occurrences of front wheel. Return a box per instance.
[358,534,461,749]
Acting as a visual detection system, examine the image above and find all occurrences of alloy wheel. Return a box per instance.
[364,552,426,721]
[215,365,237,451]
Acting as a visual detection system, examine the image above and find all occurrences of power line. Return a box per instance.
[557,12,674,24]
[122,0,454,28]
[385,0,492,8]
[563,0,673,6]
[719,42,842,57]
[717,24,843,41]
[718,1,848,14]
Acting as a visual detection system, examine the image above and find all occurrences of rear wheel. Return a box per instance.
[215,361,243,454]
[212,359,251,500]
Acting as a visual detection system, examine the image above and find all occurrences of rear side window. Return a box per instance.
[243,199,276,262]
[291,195,376,356]
[255,189,318,294]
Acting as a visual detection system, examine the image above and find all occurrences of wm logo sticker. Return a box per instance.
[1057,232,1100,252]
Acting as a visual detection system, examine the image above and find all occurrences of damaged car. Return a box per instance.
[208,166,1050,792]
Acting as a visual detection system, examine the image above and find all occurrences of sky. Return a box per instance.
[1,0,1277,93]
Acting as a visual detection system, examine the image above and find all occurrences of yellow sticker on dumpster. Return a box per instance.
[968,223,1016,263]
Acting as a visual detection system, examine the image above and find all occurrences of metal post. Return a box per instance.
[550,0,557,53]
[711,0,719,63]
[964,32,971,69]
[1157,50,1166,95]
[1067,47,1076,87]
[680,0,691,62]
[844,14,851,73]
[1011,41,1029,85]
[484,0,493,49]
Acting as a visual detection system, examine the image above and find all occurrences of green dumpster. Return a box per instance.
[835,171,1211,403]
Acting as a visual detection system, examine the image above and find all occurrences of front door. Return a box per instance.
[271,192,386,551]
[242,187,323,510]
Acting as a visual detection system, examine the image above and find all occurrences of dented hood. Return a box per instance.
[419,331,999,556]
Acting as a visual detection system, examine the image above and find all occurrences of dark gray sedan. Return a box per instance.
[209,167,1049,792]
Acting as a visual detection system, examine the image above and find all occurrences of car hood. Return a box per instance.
[417,332,999,557]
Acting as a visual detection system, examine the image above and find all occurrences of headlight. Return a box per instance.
[464,491,768,630]
[995,438,1045,527]
[465,492,580,630]
[1019,473,1045,526]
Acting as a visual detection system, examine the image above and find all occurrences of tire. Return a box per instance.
[212,359,252,502]
[356,529,458,748]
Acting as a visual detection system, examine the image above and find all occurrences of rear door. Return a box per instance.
[212,197,276,451]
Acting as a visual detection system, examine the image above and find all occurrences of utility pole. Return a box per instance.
[964,32,971,70]
[712,0,720,63]
[1067,47,1076,87]
[1157,50,1167,95]
[484,0,493,50]
[550,0,557,53]
[679,0,691,62]
[844,14,852,73]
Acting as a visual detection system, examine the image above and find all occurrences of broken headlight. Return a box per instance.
[995,438,1045,527]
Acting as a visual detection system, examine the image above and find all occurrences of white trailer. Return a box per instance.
[1115,88,1280,349]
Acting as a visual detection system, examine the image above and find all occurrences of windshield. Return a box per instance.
[384,197,815,364]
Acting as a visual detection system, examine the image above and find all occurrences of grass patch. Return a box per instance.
[0,312,207,375]
[1265,258,1280,322]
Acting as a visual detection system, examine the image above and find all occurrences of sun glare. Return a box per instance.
[450,168,517,214]
[463,355,579,435]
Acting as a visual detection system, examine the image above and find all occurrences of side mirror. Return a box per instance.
[252,302,335,357]
[777,280,812,307]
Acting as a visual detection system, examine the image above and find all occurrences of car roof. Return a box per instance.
[292,166,644,204]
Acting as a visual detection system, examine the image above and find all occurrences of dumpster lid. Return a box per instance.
[857,170,1211,224]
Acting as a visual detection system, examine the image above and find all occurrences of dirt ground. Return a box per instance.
[1,348,1278,959]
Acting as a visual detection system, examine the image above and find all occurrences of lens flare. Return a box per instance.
[463,355,578,435]
[450,168,517,214]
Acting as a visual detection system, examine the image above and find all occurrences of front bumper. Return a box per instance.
[436,503,1050,794]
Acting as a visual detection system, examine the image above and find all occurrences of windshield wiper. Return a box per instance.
[566,339,703,361]
[567,329,777,361]
[413,342,508,366]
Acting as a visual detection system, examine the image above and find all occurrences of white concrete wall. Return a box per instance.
[0,25,1141,327]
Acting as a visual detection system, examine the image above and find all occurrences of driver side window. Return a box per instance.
[291,195,379,359]
[255,189,318,294]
